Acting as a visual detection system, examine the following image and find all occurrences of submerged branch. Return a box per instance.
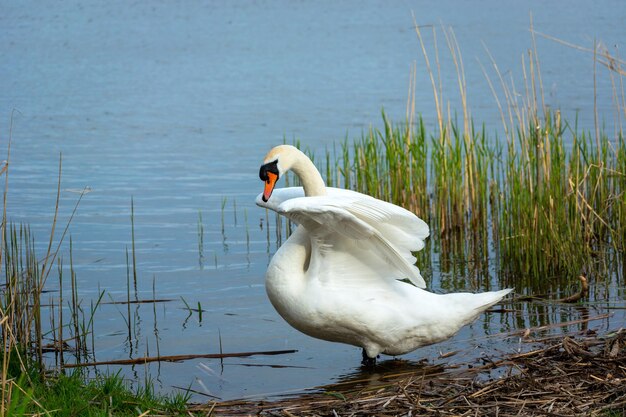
[62,349,298,368]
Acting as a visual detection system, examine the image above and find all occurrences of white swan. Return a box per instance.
[256,144,512,363]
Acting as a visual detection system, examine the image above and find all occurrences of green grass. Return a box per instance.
[0,222,198,417]
[0,154,199,416]
[3,362,192,416]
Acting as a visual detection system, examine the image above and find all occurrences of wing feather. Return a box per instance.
[257,187,429,288]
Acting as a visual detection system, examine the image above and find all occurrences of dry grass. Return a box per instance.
[202,328,626,417]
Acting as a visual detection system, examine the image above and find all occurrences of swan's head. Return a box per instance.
[259,144,325,201]
[259,145,295,202]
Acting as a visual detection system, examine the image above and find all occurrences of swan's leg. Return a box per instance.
[361,348,376,367]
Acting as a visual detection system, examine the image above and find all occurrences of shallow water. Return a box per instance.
[1,0,625,401]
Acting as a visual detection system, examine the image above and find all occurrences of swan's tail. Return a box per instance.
[444,288,513,327]
[470,288,513,312]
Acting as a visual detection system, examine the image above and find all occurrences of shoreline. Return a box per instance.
[200,327,626,416]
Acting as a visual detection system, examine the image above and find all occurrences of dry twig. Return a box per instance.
[196,330,626,417]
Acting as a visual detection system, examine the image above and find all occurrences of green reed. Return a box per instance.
[3,225,42,366]
[497,114,622,286]
[0,160,189,415]
[318,107,624,291]
[284,24,626,292]
[272,26,624,295]
[305,24,625,288]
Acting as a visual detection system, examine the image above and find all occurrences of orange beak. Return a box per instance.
[262,171,278,202]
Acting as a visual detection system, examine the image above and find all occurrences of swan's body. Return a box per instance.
[257,145,511,359]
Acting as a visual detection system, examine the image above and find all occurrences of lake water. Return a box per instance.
[1,0,625,401]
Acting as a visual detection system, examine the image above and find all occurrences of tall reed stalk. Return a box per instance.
[294,25,626,292]
[0,149,93,414]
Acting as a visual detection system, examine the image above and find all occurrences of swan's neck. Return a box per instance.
[289,152,326,197]
[265,227,310,322]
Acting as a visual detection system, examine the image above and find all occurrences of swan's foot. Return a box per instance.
[361,349,377,368]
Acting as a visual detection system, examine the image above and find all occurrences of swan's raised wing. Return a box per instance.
[257,187,429,288]
[256,187,305,212]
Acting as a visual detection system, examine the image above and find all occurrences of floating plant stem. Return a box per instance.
[221,197,229,253]
[221,197,227,234]
[219,328,224,372]
[153,275,161,359]
[130,197,138,301]
[197,210,204,268]
[180,297,203,323]
[58,258,64,369]
[69,236,81,363]
[125,247,133,353]
[180,296,193,327]
[244,208,250,254]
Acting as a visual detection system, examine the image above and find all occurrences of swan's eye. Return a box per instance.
[259,160,279,182]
